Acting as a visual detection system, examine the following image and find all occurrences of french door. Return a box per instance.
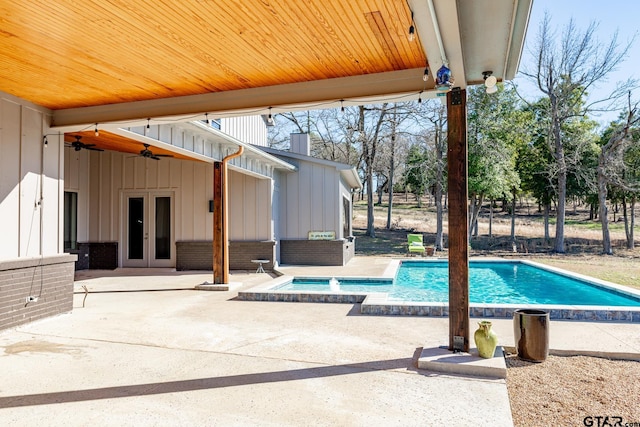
[123,191,174,267]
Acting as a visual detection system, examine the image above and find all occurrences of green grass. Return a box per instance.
[529,216,627,231]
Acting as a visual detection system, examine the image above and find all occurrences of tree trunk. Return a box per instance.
[623,194,636,249]
[630,196,636,249]
[622,195,629,248]
[360,106,376,238]
[551,94,566,254]
[544,203,550,242]
[468,194,483,242]
[366,161,375,238]
[488,199,493,238]
[554,166,567,252]
[434,119,445,251]
[597,164,612,255]
[386,109,397,230]
[472,195,479,237]
[435,188,444,250]
[510,187,517,245]
[361,104,388,237]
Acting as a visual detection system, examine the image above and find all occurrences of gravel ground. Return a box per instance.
[505,354,640,427]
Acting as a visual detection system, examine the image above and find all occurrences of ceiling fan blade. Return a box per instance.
[85,147,104,151]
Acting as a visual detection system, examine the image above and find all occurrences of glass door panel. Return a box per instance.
[155,196,171,260]
[128,197,145,260]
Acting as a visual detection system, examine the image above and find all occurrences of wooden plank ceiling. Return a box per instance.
[64,131,197,161]
[0,0,426,111]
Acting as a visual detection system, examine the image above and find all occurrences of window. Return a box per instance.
[343,196,351,238]
[202,118,221,130]
[64,192,78,251]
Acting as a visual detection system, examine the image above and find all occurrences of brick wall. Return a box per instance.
[72,242,118,270]
[229,242,276,270]
[280,239,354,266]
[176,241,275,271]
[0,255,77,331]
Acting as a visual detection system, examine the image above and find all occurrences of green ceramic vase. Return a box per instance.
[474,320,498,359]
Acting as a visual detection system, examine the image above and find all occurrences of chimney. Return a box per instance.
[290,133,310,156]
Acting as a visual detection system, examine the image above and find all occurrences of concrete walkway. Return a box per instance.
[0,260,638,426]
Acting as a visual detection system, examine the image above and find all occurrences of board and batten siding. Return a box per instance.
[0,94,63,259]
[221,116,268,147]
[64,152,271,258]
[0,91,76,332]
[278,161,340,240]
[228,171,272,240]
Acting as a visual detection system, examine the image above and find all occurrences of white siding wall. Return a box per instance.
[64,152,271,264]
[278,161,340,239]
[221,116,267,146]
[228,170,272,240]
[0,94,62,260]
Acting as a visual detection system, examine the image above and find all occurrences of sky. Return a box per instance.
[513,0,639,125]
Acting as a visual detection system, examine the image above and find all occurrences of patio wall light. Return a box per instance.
[483,71,498,94]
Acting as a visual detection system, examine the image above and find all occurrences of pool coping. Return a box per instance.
[237,258,640,322]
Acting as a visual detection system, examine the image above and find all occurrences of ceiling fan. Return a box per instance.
[67,135,104,151]
[138,143,173,160]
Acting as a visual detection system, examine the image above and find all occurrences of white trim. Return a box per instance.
[49,69,426,129]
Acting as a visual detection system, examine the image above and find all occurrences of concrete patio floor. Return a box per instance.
[1,257,639,426]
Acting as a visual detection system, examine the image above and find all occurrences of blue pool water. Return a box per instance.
[278,261,640,307]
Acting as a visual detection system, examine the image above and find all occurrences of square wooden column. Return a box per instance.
[212,161,224,284]
[446,87,469,352]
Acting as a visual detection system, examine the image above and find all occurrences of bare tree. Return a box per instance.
[520,13,635,253]
[359,104,389,237]
[416,101,447,250]
[381,103,413,229]
[597,93,639,254]
[386,106,398,229]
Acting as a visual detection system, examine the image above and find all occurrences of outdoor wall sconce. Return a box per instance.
[483,71,498,94]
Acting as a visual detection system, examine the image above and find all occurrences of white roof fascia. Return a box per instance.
[257,146,362,189]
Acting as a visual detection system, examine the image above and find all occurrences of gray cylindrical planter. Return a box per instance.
[513,309,550,362]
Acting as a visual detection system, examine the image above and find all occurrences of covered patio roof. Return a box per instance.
[3,1,534,348]
[1,0,532,130]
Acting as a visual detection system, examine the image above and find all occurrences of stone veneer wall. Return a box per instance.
[280,238,355,266]
[176,241,276,271]
[0,255,77,331]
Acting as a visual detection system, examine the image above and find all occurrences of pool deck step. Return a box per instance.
[418,346,507,379]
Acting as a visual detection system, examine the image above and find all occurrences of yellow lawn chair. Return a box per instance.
[407,234,426,256]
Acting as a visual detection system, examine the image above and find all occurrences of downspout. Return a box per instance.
[221,146,244,283]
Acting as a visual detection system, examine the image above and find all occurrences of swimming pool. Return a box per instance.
[238,259,640,322]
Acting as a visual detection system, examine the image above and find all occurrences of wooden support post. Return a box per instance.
[213,161,224,284]
[221,146,244,284]
[447,87,469,352]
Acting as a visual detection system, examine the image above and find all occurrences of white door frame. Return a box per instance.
[122,190,175,268]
